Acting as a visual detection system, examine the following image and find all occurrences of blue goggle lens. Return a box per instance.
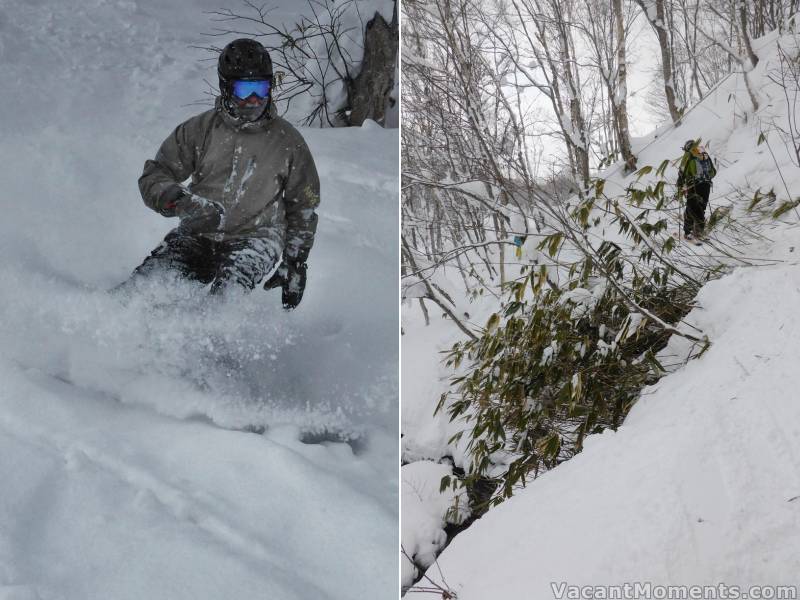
[232,79,271,99]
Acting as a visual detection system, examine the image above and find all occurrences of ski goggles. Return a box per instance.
[231,79,271,100]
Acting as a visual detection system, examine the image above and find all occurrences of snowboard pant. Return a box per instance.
[684,181,711,236]
[129,228,281,294]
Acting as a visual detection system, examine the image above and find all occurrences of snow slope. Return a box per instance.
[0,1,397,598]
[405,28,800,597]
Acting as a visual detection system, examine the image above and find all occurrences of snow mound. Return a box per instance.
[402,460,470,589]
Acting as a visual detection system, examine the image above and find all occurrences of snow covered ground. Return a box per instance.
[0,1,397,598]
[404,27,800,596]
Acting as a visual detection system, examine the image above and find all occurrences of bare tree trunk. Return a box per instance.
[494,213,506,286]
[682,0,704,101]
[738,3,761,112]
[418,298,430,326]
[699,1,760,112]
[348,3,399,126]
[552,0,590,190]
[613,0,636,172]
[509,0,590,192]
[738,1,760,69]
[635,0,682,123]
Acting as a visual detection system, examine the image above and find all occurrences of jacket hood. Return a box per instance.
[215,96,278,132]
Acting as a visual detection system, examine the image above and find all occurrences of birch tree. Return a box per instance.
[612,0,637,172]
[576,0,637,172]
[635,0,683,123]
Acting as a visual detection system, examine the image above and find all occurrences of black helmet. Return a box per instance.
[218,38,273,80]
[682,139,697,152]
[218,39,273,106]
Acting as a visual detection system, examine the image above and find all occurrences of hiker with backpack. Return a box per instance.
[677,139,717,242]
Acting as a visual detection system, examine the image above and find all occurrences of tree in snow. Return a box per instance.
[501,0,593,191]
[201,0,398,126]
[402,0,543,326]
[572,0,638,172]
[635,0,684,123]
[635,0,799,121]
[613,0,638,173]
[694,0,762,111]
[437,159,732,504]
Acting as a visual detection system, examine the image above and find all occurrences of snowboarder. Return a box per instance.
[677,139,716,243]
[120,38,320,309]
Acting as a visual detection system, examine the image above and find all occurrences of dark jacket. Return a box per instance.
[139,99,320,262]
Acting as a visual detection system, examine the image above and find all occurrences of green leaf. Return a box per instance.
[548,233,563,257]
[538,233,564,258]
[634,165,653,181]
[514,282,525,302]
[694,338,712,358]
[748,189,764,211]
[447,431,464,446]
[773,200,800,219]
[644,349,665,375]
[434,392,448,416]
[439,475,452,493]
[486,312,500,332]
[707,205,731,230]
[595,178,605,198]
[757,131,767,145]
[536,432,561,460]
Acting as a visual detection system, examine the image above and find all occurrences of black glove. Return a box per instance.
[264,260,307,310]
[156,186,224,233]
[177,196,225,233]
[153,185,185,217]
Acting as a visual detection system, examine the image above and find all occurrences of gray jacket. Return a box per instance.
[139,99,320,262]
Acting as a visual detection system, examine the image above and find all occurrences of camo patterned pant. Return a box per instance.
[130,228,282,293]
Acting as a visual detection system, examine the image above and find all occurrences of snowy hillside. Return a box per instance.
[0,1,397,598]
[404,27,800,596]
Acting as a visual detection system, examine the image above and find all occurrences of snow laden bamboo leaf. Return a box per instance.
[438,162,726,507]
